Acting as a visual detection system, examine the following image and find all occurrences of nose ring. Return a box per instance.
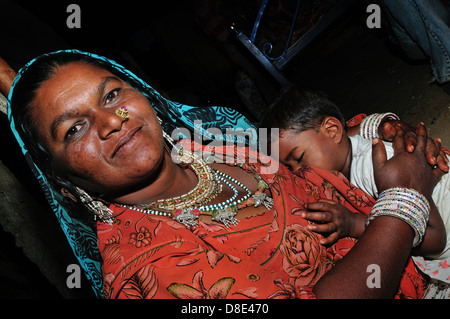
[115,106,129,119]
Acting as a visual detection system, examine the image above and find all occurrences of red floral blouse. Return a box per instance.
[97,144,428,299]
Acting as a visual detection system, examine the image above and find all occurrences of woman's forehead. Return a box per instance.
[35,63,117,103]
[50,62,115,84]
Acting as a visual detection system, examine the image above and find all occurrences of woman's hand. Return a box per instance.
[303,199,366,245]
[0,57,16,96]
[372,122,444,199]
[379,120,449,173]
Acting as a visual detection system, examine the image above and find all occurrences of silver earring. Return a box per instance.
[76,187,114,225]
[159,117,196,166]
[158,116,176,147]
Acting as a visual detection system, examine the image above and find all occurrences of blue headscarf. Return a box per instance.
[7,49,256,298]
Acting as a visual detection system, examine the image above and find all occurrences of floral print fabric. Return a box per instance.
[97,144,428,299]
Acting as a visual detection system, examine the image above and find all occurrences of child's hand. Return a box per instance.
[302,199,366,245]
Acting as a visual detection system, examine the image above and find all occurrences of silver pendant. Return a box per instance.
[252,193,274,210]
[212,206,239,228]
[174,208,200,228]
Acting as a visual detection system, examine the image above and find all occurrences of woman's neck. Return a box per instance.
[111,151,198,205]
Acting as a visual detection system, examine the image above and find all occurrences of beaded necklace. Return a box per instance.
[141,159,222,212]
[120,149,273,228]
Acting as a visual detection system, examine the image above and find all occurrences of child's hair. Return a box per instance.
[259,84,345,134]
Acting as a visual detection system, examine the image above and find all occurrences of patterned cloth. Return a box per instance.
[98,143,428,299]
[7,50,430,299]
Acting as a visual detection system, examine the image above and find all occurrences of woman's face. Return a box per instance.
[30,62,165,195]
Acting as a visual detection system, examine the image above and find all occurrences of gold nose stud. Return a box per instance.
[115,106,129,119]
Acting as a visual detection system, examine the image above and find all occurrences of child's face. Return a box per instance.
[274,126,349,173]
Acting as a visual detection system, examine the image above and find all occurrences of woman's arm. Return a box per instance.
[0,57,16,97]
[314,216,414,298]
[313,123,444,298]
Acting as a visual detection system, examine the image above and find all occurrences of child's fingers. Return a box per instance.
[301,211,332,223]
[319,233,339,246]
[305,199,336,213]
[379,121,396,141]
[306,222,336,234]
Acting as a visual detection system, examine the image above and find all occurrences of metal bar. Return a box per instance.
[234,27,289,86]
[249,0,270,43]
[275,0,357,69]
[263,0,302,61]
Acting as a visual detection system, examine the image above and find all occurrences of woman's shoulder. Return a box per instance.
[178,139,281,176]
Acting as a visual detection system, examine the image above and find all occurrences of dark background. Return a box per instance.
[0,0,448,298]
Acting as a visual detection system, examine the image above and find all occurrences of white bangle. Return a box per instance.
[365,187,430,247]
[359,113,400,139]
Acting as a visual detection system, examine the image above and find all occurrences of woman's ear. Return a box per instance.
[322,116,344,143]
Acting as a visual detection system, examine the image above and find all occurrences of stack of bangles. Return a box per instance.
[359,112,400,139]
[365,187,430,247]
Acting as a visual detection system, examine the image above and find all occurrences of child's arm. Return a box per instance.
[303,199,367,245]
[305,198,447,254]
[412,199,446,257]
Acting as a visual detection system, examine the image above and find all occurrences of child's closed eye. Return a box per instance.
[296,152,305,163]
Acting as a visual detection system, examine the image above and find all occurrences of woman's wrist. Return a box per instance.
[365,187,430,247]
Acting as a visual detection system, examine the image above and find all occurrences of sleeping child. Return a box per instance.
[260,85,450,288]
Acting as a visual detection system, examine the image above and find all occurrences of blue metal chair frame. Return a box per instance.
[233,0,356,86]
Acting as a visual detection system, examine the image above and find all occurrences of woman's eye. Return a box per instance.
[65,123,84,140]
[105,88,120,104]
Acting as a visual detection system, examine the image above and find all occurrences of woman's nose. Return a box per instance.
[97,108,127,139]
